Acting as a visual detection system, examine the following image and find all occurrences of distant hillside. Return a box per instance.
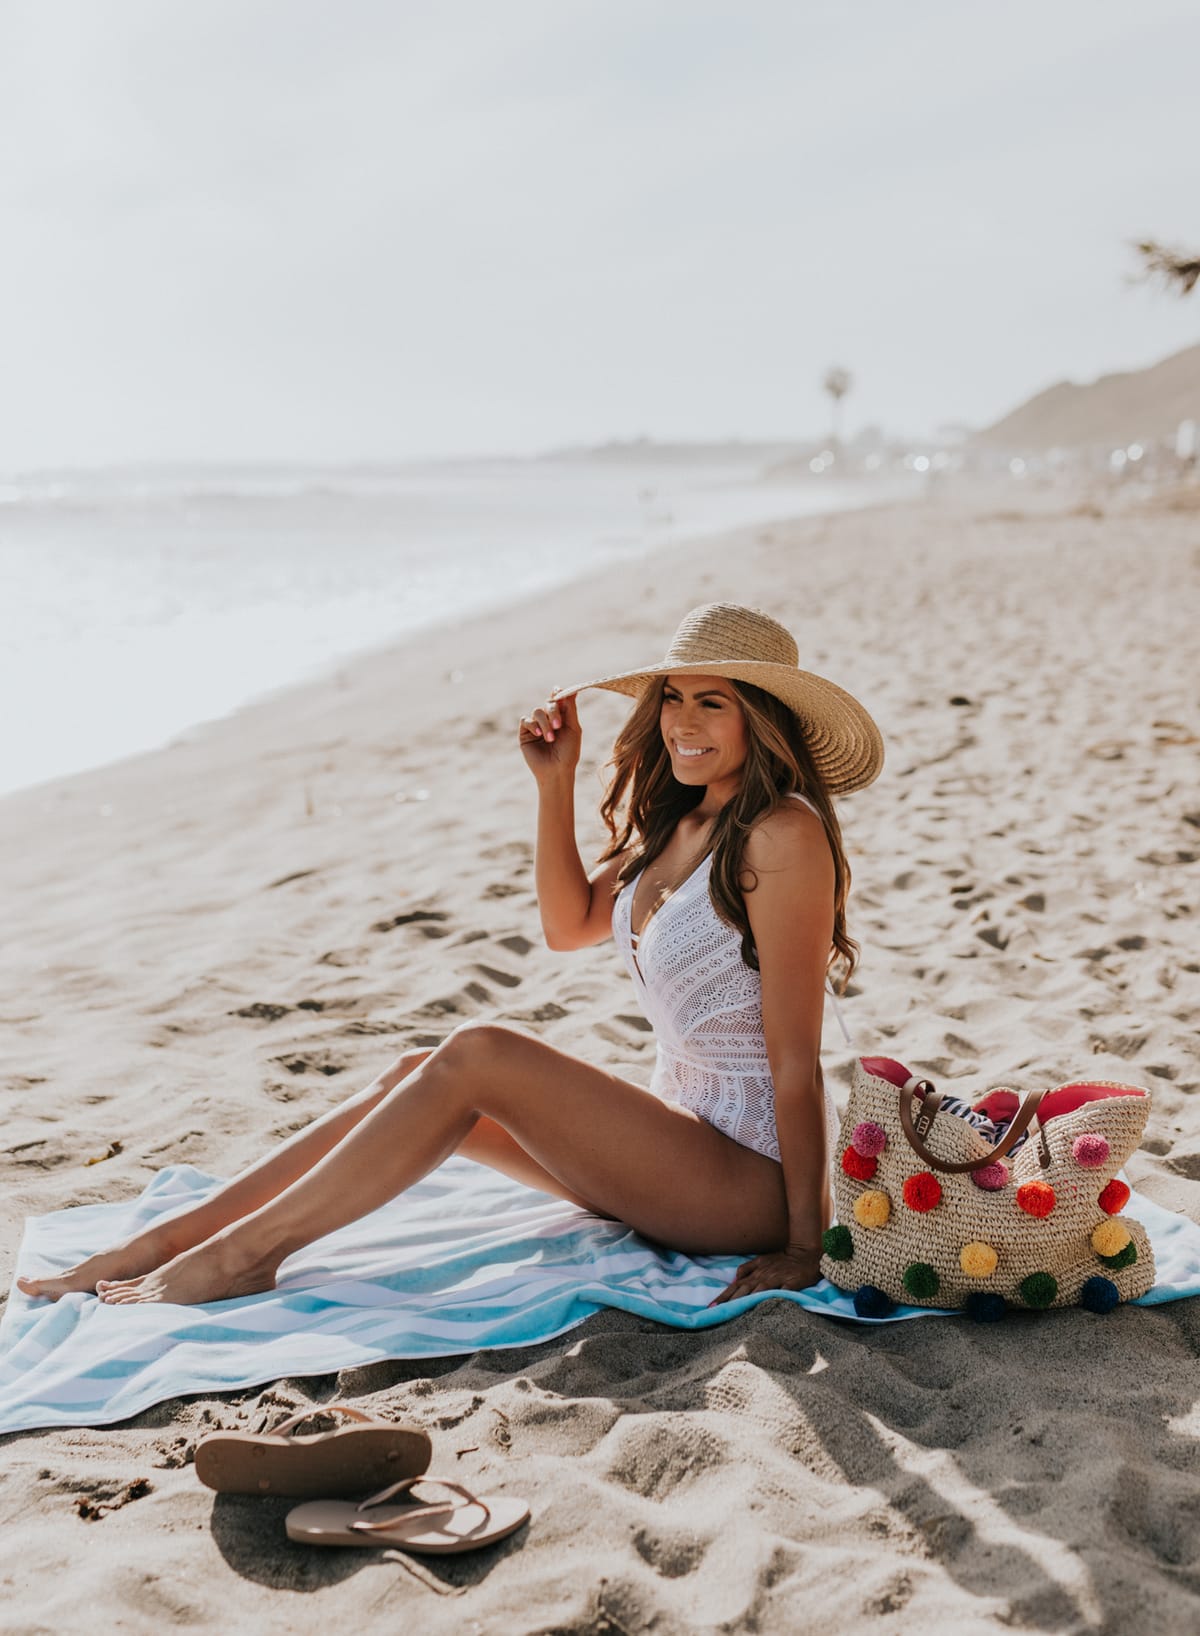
[973,340,1200,452]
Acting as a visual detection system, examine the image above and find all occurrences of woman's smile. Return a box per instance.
[660,676,749,805]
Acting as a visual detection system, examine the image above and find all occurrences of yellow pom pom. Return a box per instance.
[959,1241,999,1278]
[1091,1219,1131,1258]
[853,1190,891,1228]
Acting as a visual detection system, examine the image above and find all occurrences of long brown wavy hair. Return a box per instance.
[598,677,858,988]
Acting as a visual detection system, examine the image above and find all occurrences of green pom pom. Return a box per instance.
[902,1262,940,1299]
[821,1224,854,1262]
[1019,1271,1058,1309]
[1097,1240,1138,1271]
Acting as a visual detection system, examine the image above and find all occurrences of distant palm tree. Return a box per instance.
[822,366,853,451]
[1132,239,1200,296]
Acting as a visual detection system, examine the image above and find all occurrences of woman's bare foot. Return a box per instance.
[17,1223,185,1302]
[96,1231,282,1307]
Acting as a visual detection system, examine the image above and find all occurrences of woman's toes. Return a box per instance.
[18,1273,78,1300]
[98,1278,137,1300]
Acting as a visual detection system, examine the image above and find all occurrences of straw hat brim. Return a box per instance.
[553,658,883,795]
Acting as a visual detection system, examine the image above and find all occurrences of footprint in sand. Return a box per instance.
[266,868,320,890]
[272,1053,347,1077]
[371,909,450,934]
[264,1083,307,1103]
[498,934,534,956]
[593,1021,648,1051]
[481,840,533,865]
[414,981,498,1021]
[230,1002,292,1022]
[506,1002,568,1024]
[6,1137,66,1168]
[472,964,522,989]
[61,1477,154,1520]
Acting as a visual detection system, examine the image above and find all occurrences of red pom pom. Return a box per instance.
[902,1172,942,1212]
[841,1147,877,1181]
[1098,1178,1130,1215]
[1016,1180,1056,1218]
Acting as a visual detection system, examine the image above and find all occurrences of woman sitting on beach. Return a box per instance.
[18,603,882,1310]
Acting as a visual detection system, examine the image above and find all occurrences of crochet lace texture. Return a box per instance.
[612,797,838,1163]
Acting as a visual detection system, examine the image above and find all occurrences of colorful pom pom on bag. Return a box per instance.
[819,1058,1156,1316]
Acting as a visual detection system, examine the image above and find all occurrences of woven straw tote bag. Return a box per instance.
[820,1056,1155,1319]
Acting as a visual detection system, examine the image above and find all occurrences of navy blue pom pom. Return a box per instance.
[1080,1275,1120,1314]
[964,1292,1008,1323]
[853,1283,895,1318]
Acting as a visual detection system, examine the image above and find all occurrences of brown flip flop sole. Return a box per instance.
[286,1478,530,1555]
[195,1406,431,1498]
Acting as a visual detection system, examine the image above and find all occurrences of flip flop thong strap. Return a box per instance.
[350,1477,493,1535]
[269,1403,381,1437]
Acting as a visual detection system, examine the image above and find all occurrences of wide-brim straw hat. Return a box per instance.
[553,602,884,795]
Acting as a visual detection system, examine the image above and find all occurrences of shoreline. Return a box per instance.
[2,472,914,807]
[1,482,916,823]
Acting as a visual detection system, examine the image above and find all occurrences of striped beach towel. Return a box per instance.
[3,1159,1199,1436]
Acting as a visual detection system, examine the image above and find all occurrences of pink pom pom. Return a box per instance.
[851,1121,887,1158]
[971,1161,1009,1191]
[1072,1132,1110,1168]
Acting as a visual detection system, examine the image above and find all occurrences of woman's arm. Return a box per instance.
[521,693,626,950]
[710,801,835,1302]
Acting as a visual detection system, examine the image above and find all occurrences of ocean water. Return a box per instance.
[0,457,903,799]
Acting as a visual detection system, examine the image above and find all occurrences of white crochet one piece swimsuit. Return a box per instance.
[612,793,841,1164]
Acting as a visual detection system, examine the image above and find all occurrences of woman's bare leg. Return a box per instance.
[97,1023,792,1307]
[18,1045,594,1301]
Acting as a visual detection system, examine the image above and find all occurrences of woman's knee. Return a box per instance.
[436,1021,528,1076]
[427,1024,536,1107]
[377,1047,433,1093]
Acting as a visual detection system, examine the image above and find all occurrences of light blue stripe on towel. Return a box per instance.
[3,1160,1198,1435]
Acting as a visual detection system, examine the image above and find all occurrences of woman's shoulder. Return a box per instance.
[743,794,828,871]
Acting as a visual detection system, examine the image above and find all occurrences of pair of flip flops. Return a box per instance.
[194,1403,529,1555]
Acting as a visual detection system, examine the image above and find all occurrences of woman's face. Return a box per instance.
[659,674,749,794]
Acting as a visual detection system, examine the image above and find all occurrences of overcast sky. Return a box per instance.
[1,0,1197,470]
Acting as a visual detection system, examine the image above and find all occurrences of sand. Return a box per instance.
[1,488,1198,1634]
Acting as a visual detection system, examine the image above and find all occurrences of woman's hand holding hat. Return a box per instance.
[519,693,581,783]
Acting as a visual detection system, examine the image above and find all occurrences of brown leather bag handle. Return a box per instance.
[898,1082,1049,1174]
